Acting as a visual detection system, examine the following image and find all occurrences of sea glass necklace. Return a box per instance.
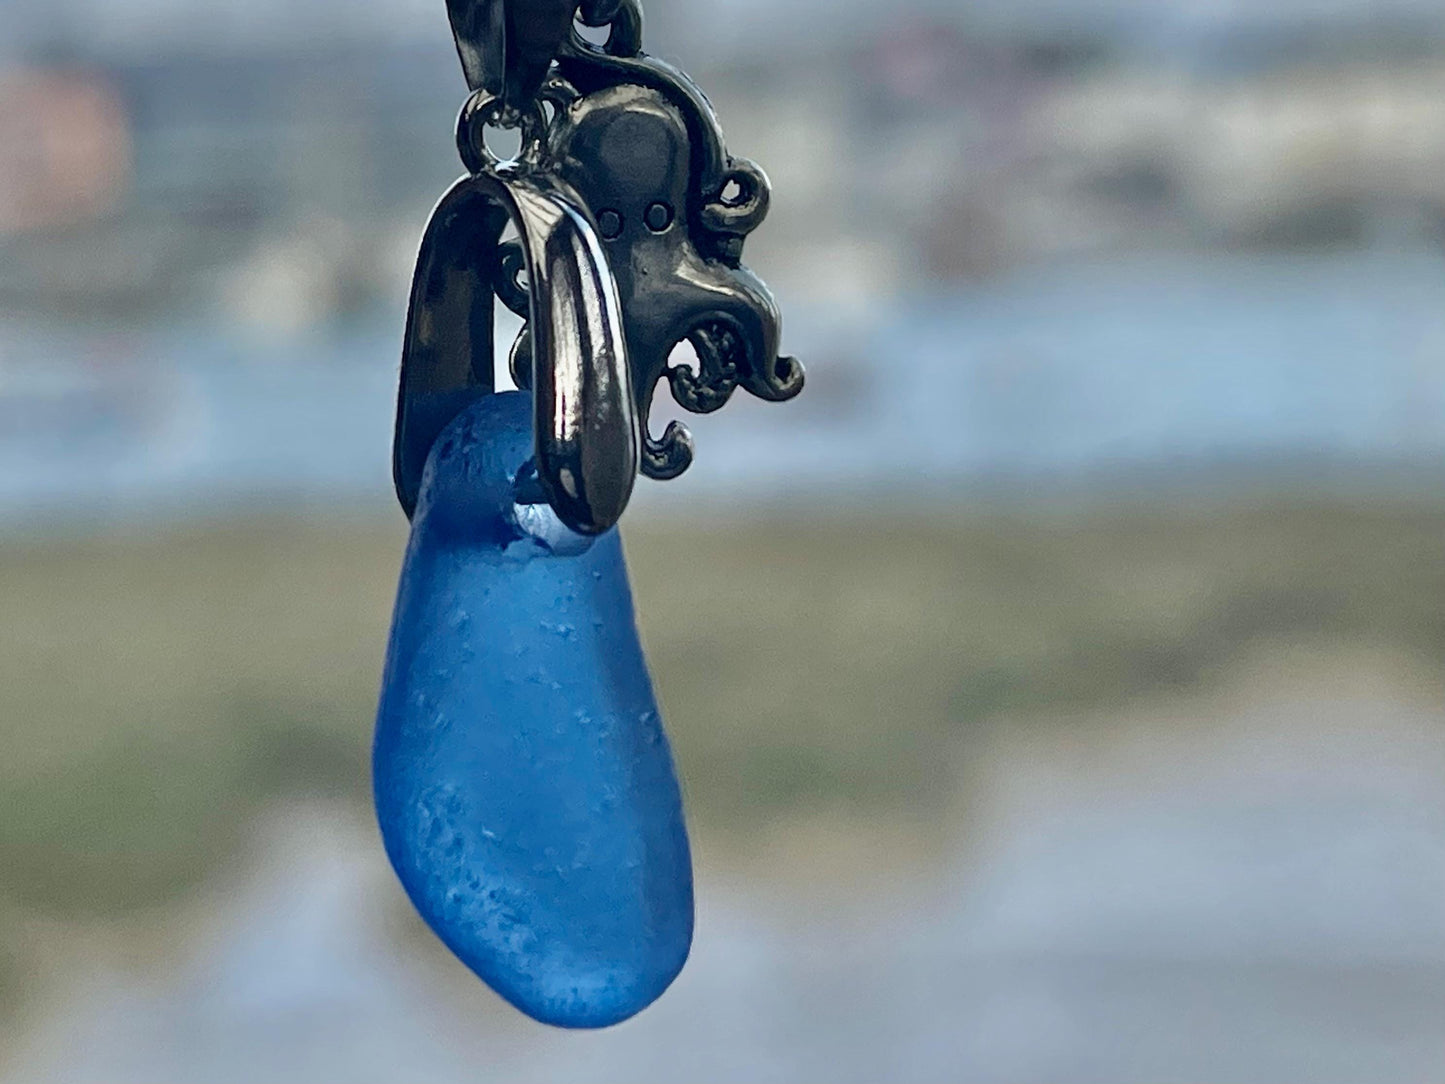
[374,0,802,1029]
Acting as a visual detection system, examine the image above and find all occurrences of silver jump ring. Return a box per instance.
[457,89,549,175]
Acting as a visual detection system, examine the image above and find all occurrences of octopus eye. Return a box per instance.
[644,202,674,232]
[597,209,624,239]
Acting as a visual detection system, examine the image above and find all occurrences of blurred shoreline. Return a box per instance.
[4,249,1445,534]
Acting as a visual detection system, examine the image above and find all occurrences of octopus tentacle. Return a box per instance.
[641,420,694,481]
[669,321,740,414]
[494,240,531,318]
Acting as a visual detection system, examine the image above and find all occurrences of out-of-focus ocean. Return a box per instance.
[4,250,1444,524]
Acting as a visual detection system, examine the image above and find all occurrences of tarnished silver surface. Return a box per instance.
[446,0,579,118]
[394,139,634,532]
[506,168,637,534]
[396,0,802,530]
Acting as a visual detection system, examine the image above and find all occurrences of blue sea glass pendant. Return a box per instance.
[375,392,693,1029]
[376,0,802,1030]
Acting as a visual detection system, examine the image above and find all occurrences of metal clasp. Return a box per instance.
[447,0,580,119]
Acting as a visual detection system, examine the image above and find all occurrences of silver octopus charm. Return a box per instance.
[395,0,802,534]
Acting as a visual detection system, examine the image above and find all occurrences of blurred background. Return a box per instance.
[3,0,1445,1079]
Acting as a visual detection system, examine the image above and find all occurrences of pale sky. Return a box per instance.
[3,0,1441,61]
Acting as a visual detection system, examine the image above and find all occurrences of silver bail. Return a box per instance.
[503,172,639,536]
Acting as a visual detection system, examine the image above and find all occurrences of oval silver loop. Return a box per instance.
[394,169,638,535]
[503,173,639,535]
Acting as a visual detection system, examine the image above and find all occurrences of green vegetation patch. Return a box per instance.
[1,500,1443,924]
